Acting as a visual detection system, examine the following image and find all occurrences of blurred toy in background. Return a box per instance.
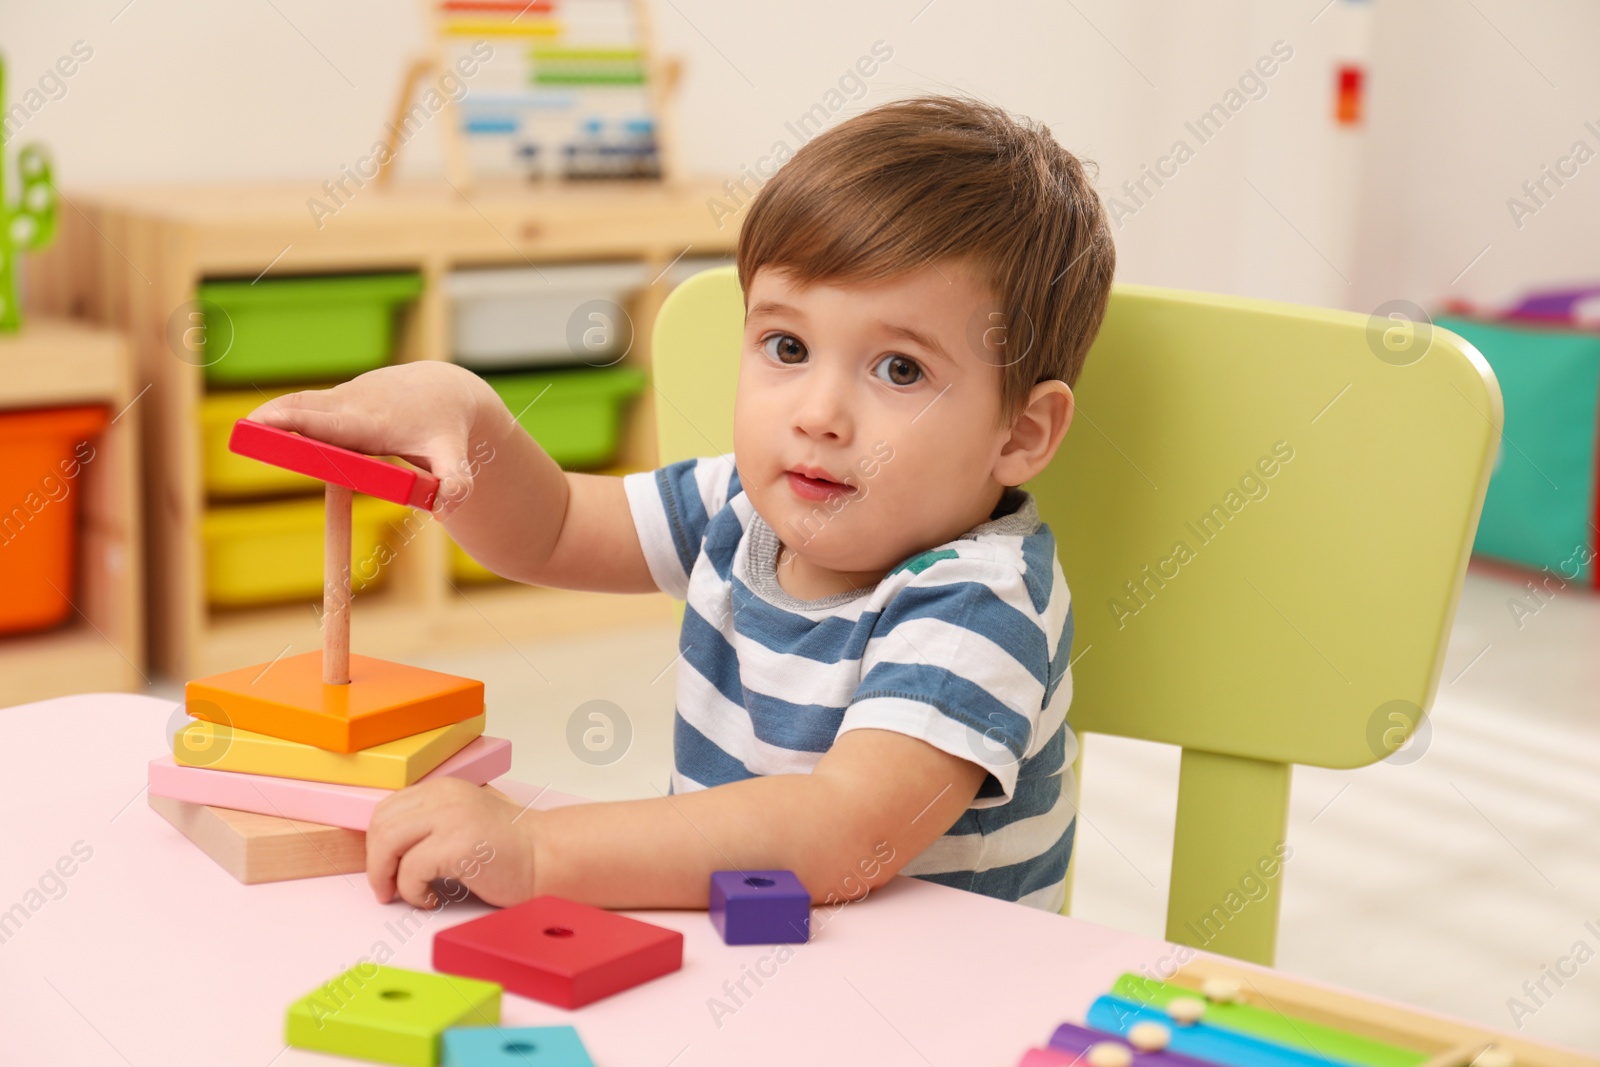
[1438,285,1600,590]
[380,0,681,190]
[0,55,59,333]
[1506,285,1600,329]
[560,114,661,181]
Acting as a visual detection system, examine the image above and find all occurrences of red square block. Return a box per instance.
[229,419,438,510]
[433,896,682,1009]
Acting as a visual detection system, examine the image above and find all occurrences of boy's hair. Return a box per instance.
[737,93,1116,423]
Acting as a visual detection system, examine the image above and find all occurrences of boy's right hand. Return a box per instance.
[246,362,500,519]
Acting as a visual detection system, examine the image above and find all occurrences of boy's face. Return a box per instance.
[734,260,1020,581]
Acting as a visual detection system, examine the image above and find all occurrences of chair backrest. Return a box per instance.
[650,267,1502,964]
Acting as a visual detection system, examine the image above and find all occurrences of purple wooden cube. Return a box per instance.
[708,870,811,945]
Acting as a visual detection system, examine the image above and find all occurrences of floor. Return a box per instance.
[170,563,1600,1051]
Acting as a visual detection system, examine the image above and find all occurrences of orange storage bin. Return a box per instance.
[0,405,109,635]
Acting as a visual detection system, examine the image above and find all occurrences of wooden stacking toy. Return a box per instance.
[708,868,811,944]
[149,420,507,884]
[442,1025,595,1067]
[285,963,600,1066]
[285,964,501,1065]
[433,896,684,1009]
[186,420,482,752]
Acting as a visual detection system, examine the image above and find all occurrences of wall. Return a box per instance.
[1350,0,1600,314]
[1,1,1594,314]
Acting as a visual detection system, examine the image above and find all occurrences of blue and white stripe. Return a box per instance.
[623,453,1078,912]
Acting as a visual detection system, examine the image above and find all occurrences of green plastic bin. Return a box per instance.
[197,272,423,386]
[483,365,646,469]
[1438,315,1600,583]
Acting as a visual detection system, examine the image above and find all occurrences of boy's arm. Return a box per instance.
[443,400,657,594]
[365,728,987,908]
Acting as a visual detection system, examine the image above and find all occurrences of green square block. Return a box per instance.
[286,964,502,1067]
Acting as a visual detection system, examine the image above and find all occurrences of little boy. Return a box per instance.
[251,93,1115,915]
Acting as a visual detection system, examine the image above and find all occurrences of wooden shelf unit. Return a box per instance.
[29,178,738,679]
[0,319,145,704]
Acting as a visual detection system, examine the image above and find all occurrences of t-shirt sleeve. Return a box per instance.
[622,452,739,600]
[838,549,1059,805]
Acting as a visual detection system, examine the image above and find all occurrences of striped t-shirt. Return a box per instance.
[623,453,1078,912]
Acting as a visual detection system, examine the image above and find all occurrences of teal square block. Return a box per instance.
[443,1025,595,1066]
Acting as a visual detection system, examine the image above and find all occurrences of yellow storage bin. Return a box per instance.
[451,542,502,585]
[204,495,408,607]
[448,465,640,584]
[199,386,328,498]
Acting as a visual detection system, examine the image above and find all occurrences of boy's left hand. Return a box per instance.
[365,777,538,909]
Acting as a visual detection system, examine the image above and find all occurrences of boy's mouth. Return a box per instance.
[785,466,857,502]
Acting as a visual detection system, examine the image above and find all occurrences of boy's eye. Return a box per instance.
[761,333,807,364]
[873,354,923,387]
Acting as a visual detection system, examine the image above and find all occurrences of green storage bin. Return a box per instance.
[196,272,422,386]
[483,365,646,469]
[1438,314,1600,581]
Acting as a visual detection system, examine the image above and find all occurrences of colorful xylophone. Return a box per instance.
[1014,960,1593,1067]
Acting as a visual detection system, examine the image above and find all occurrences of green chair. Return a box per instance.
[649,267,1502,965]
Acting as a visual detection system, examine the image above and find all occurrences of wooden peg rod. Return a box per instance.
[324,483,352,685]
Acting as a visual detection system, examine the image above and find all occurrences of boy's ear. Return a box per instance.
[993,380,1074,487]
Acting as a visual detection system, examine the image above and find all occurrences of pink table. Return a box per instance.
[0,694,1522,1065]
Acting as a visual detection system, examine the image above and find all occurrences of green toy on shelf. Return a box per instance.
[0,55,60,333]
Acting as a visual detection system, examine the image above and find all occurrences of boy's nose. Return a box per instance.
[791,378,853,441]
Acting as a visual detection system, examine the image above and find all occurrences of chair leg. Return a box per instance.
[1166,749,1291,965]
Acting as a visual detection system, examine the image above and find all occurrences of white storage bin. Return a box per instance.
[447,261,651,368]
